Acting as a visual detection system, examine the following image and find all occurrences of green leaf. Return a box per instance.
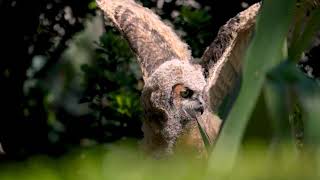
[207,0,296,175]
[180,7,212,26]
[195,118,212,153]
[295,71,320,147]
[88,1,97,10]
[264,62,301,150]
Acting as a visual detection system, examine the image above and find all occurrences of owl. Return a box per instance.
[96,0,260,158]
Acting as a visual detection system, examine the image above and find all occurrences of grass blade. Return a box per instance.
[207,0,296,175]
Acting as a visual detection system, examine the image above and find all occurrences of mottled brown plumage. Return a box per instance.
[202,3,260,111]
[96,0,191,80]
[97,0,260,158]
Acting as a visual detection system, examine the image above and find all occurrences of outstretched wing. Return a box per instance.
[96,0,191,80]
[201,3,261,113]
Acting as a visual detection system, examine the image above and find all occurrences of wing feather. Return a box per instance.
[97,0,191,80]
[202,3,261,112]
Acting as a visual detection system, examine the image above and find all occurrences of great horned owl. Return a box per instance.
[97,0,260,158]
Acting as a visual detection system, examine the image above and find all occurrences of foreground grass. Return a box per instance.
[0,141,318,180]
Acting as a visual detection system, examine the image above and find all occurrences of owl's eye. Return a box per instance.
[180,88,193,98]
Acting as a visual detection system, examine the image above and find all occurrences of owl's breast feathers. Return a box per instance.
[175,110,221,158]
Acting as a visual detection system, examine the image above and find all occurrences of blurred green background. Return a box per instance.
[0,0,320,179]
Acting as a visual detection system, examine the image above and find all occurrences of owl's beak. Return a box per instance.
[193,96,205,115]
[195,101,204,115]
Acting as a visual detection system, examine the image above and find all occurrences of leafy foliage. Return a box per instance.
[80,29,144,142]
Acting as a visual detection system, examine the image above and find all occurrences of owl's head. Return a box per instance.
[141,59,208,156]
